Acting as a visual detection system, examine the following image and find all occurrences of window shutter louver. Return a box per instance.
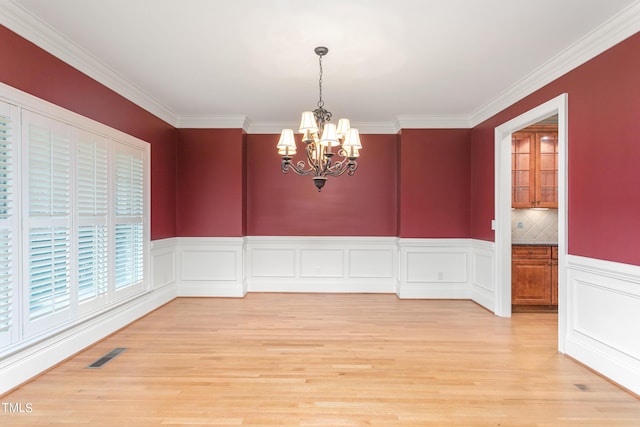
[0,230,12,333]
[78,225,108,302]
[28,227,71,320]
[114,223,143,289]
[0,101,16,344]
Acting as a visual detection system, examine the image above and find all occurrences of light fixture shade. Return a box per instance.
[319,122,340,147]
[342,128,362,149]
[336,118,350,138]
[299,111,318,133]
[277,129,297,156]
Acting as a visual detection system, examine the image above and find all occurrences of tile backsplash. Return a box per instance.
[511,209,558,244]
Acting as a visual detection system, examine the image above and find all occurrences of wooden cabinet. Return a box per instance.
[512,245,558,309]
[551,246,558,305]
[512,125,558,208]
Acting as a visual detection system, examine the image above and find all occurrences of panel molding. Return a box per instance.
[245,236,398,293]
[565,254,640,395]
[176,237,246,297]
[470,239,495,311]
[156,236,496,298]
[399,238,471,299]
[150,238,177,289]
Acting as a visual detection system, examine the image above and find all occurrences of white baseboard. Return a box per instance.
[565,255,640,395]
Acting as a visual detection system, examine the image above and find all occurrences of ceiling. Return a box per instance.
[1,0,638,132]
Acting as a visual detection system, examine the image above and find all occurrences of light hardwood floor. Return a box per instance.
[2,293,639,426]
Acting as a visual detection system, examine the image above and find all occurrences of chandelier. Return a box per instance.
[277,46,362,192]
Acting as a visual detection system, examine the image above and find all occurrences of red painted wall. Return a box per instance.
[471,33,640,265]
[176,129,245,237]
[0,25,177,240]
[246,134,398,236]
[399,129,471,238]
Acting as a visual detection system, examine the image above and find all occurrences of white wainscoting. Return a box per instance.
[565,255,640,395]
[151,238,177,290]
[470,239,495,311]
[177,237,494,302]
[399,239,473,299]
[246,236,398,293]
[176,237,246,297]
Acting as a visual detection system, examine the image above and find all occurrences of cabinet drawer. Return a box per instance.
[512,246,551,259]
[552,246,558,259]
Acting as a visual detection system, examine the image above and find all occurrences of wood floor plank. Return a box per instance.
[1,293,639,426]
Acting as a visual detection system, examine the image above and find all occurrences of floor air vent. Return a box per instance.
[87,347,127,369]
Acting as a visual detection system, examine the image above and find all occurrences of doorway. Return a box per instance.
[494,93,568,353]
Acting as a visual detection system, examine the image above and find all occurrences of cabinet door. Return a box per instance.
[551,246,558,305]
[512,259,552,305]
[512,132,535,208]
[536,131,558,208]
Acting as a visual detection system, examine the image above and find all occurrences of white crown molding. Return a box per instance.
[469,0,640,127]
[241,121,297,135]
[0,0,179,127]
[176,115,251,131]
[246,120,400,135]
[396,115,472,129]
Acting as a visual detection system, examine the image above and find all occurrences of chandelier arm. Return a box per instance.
[281,158,315,176]
[323,159,358,177]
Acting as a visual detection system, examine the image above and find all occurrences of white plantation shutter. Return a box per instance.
[78,225,108,302]
[0,230,12,334]
[115,150,144,217]
[28,227,71,320]
[76,130,109,308]
[28,121,71,217]
[0,101,18,347]
[23,111,72,335]
[113,144,145,294]
[115,223,143,289]
[77,132,108,217]
[0,85,149,356]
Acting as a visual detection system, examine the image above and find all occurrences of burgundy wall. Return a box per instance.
[0,25,177,240]
[471,33,640,265]
[176,129,245,237]
[399,129,471,238]
[246,134,398,236]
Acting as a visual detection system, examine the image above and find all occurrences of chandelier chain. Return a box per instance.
[317,54,324,109]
